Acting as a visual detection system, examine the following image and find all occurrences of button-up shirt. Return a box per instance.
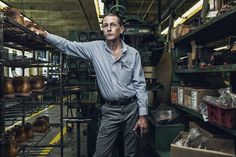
[46,33,148,116]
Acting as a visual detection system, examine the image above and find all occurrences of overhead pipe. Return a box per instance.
[161,0,186,22]
[78,0,93,30]
[143,0,155,20]
[150,0,161,31]
[157,0,161,33]
[137,0,145,16]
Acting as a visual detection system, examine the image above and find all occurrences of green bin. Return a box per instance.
[154,123,185,157]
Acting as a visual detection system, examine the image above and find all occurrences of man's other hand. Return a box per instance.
[133,115,148,138]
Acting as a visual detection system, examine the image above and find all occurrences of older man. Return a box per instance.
[33,13,148,157]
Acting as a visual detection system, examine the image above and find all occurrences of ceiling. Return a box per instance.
[3,0,198,38]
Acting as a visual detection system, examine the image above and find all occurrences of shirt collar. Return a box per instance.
[104,39,128,54]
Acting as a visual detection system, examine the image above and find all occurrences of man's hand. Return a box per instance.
[133,115,148,138]
[30,27,48,38]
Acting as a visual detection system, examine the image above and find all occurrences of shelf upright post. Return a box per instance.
[60,51,64,157]
[0,12,5,157]
[22,50,25,76]
[36,51,39,75]
[157,0,162,33]
[21,50,26,126]
[167,10,175,48]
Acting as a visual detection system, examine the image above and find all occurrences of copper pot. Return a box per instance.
[33,119,46,133]
[3,7,24,25]
[13,76,31,96]
[4,77,15,98]
[40,115,50,130]
[5,130,16,140]
[29,75,45,90]
[5,135,17,157]
[33,116,49,133]
[13,125,26,144]
[24,123,34,139]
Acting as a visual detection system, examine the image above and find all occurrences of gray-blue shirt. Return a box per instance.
[46,33,148,116]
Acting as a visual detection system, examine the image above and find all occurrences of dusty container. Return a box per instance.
[13,76,31,96]
[4,77,15,98]
[33,116,49,133]
[13,125,26,144]
[5,135,17,157]
[29,75,45,91]
[24,123,34,139]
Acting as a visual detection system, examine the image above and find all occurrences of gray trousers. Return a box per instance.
[93,101,139,157]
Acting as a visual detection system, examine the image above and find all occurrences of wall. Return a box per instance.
[155,51,172,105]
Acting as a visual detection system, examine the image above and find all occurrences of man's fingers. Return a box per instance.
[140,128,144,138]
[144,127,148,134]
[133,122,138,131]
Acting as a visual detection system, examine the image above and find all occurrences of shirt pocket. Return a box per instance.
[117,67,133,85]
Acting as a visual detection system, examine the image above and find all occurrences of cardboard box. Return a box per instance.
[171,27,178,40]
[189,121,215,138]
[190,88,218,111]
[181,26,190,36]
[187,53,193,69]
[171,132,235,157]
[177,87,184,105]
[189,121,228,138]
[173,24,191,39]
[171,86,178,104]
[183,87,192,108]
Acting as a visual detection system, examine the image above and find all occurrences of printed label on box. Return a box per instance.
[202,114,208,122]
[191,91,197,110]
[178,88,183,105]
[184,95,191,107]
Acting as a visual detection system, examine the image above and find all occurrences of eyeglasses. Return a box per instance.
[102,23,120,30]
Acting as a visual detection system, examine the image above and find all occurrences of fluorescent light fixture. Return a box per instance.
[214,45,229,51]
[180,56,188,60]
[94,0,104,30]
[0,1,8,8]
[161,0,203,35]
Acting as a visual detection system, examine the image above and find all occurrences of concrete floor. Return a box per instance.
[12,103,158,157]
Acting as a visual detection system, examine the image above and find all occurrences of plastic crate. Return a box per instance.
[207,103,236,128]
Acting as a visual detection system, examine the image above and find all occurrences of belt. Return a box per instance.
[105,96,136,106]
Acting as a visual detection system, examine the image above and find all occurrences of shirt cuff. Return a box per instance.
[45,33,52,41]
[139,106,148,116]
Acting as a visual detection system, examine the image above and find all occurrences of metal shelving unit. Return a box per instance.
[0,12,64,157]
[171,4,236,143]
[172,103,236,136]
[174,6,236,45]
[17,125,58,157]
[175,64,236,73]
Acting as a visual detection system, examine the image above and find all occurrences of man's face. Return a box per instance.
[102,15,124,41]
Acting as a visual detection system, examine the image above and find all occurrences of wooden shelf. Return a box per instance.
[175,64,236,73]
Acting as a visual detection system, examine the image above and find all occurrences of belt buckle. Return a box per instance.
[120,99,129,105]
[119,100,125,106]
